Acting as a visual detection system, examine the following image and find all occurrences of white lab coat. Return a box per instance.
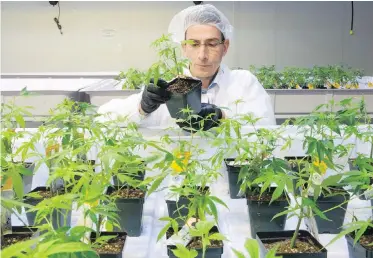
[97,64,276,127]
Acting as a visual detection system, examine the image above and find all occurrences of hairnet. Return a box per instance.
[168,4,234,44]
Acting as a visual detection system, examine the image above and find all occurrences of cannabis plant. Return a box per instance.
[119,33,190,89]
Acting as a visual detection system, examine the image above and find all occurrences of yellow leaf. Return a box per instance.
[84,189,99,207]
[170,151,191,174]
[1,177,13,191]
[46,144,60,157]
[313,158,327,175]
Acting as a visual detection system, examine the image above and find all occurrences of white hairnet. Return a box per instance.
[168,4,234,44]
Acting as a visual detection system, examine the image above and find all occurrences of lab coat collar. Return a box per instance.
[183,64,228,90]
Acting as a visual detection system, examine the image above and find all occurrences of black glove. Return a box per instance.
[177,103,223,132]
[140,78,171,114]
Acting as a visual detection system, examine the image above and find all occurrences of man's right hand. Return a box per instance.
[140,78,171,114]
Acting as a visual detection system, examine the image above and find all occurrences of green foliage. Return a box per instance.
[309,65,330,88]
[116,68,146,89]
[280,67,310,89]
[118,33,190,89]
[232,238,280,258]
[249,65,281,89]
[2,91,373,256]
[273,98,371,248]
[171,244,198,258]
[249,64,364,89]
[1,99,37,200]
[327,64,364,89]
[214,114,289,196]
[188,220,227,258]
[326,219,373,248]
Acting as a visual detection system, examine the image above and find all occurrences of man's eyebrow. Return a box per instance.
[186,38,221,41]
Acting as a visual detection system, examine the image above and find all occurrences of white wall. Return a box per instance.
[1,1,373,74]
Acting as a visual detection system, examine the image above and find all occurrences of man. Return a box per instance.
[97,4,276,129]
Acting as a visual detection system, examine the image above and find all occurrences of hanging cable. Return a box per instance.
[350,1,354,35]
[50,1,63,35]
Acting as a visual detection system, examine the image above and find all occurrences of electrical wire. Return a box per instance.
[350,1,354,35]
[54,1,63,35]
[58,1,60,20]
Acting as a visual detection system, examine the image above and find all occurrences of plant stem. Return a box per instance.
[290,214,303,249]
[202,231,207,258]
[97,215,102,239]
[172,48,180,76]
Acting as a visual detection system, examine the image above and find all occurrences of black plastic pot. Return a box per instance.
[165,77,202,120]
[314,188,350,234]
[106,186,145,237]
[91,232,127,258]
[301,84,327,90]
[256,230,327,258]
[24,186,72,229]
[224,158,245,199]
[166,198,190,227]
[246,187,288,238]
[284,156,311,173]
[166,186,210,227]
[346,228,373,258]
[10,226,38,234]
[167,226,223,258]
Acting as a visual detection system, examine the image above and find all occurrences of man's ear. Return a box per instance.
[223,39,230,56]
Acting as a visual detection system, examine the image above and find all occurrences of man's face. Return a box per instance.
[182,24,230,80]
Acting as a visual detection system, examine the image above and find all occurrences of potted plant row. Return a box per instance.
[2,93,373,258]
[249,64,365,90]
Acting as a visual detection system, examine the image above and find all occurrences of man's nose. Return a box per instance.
[197,45,208,61]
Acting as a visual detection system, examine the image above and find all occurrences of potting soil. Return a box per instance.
[112,188,145,199]
[247,190,287,202]
[167,77,198,94]
[263,237,322,253]
[360,235,373,251]
[93,235,126,254]
[187,237,223,249]
[1,234,31,249]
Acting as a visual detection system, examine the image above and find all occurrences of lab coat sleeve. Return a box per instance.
[95,90,175,128]
[224,71,276,126]
[95,91,144,126]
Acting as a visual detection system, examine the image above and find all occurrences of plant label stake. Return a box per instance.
[236,188,245,198]
[304,206,320,241]
[1,183,13,238]
[166,218,196,246]
[364,188,373,200]
[77,203,95,244]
